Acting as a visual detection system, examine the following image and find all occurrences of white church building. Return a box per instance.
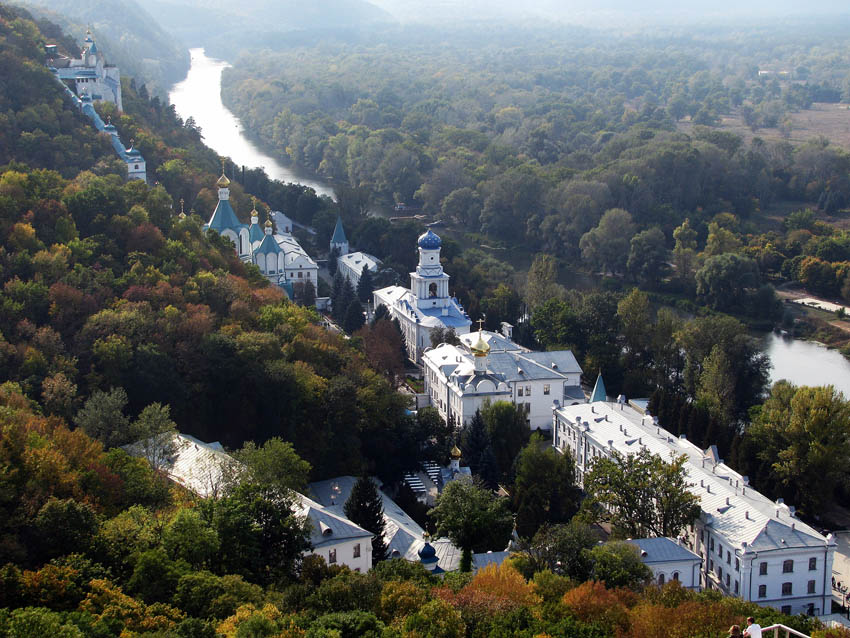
[49,30,122,111]
[423,327,584,429]
[553,398,837,617]
[203,172,318,291]
[373,230,472,362]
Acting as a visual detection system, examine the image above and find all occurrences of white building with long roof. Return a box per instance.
[373,230,471,363]
[423,328,583,429]
[553,398,836,616]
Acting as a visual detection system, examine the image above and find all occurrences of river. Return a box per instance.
[763,332,850,396]
[168,48,335,199]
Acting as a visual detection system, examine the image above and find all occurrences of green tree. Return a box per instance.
[357,266,374,303]
[588,541,652,590]
[627,227,669,287]
[130,402,177,471]
[459,409,490,475]
[33,498,99,560]
[234,438,311,493]
[429,480,513,571]
[525,253,564,311]
[344,477,389,565]
[513,521,598,582]
[673,218,698,288]
[583,448,700,538]
[163,508,221,568]
[579,208,636,275]
[343,299,366,334]
[480,401,529,481]
[404,599,465,638]
[74,387,131,449]
[746,382,850,515]
[512,434,580,538]
[695,253,760,312]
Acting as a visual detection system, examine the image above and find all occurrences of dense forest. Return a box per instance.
[222,21,850,319]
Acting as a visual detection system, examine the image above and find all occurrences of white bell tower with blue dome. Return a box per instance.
[411,230,450,311]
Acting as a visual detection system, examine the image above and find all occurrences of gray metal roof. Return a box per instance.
[627,537,702,564]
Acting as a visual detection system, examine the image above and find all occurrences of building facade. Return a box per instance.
[627,537,702,590]
[422,328,583,429]
[553,399,836,616]
[373,230,471,363]
[203,173,318,292]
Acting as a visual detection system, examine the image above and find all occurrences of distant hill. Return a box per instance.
[143,0,394,60]
[14,0,189,97]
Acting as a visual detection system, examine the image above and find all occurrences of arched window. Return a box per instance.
[428,283,437,297]
[672,572,680,581]
[658,573,665,585]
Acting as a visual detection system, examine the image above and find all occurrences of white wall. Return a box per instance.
[308,539,372,573]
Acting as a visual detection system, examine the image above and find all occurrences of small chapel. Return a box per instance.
[49,30,123,111]
[373,229,472,362]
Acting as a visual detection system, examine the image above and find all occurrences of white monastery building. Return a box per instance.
[422,326,583,429]
[203,173,318,292]
[553,398,837,616]
[338,251,380,289]
[627,537,702,590]
[49,31,122,110]
[373,230,472,362]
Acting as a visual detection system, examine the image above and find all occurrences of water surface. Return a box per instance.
[763,332,850,396]
[169,48,335,199]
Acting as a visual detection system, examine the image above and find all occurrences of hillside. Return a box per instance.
[14,0,189,96]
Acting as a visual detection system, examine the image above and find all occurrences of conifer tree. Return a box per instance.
[328,246,340,275]
[301,280,316,307]
[344,299,365,334]
[357,265,374,302]
[460,410,490,476]
[344,477,388,565]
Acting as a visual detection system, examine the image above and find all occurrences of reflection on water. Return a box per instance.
[168,48,335,199]
[764,332,850,396]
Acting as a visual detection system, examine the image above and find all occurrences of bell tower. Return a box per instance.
[411,230,450,311]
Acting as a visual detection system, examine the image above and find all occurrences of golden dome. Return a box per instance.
[470,331,490,358]
[264,219,273,228]
[216,173,231,188]
[450,445,462,459]
[178,212,187,220]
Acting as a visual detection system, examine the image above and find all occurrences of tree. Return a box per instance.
[627,227,670,287]
[746,382,850,515]
[513,520,598,581]
[357,265,374,303]
[695,253,760,312]
[459,409,490,475]
[131,402,177,471]
[429,326,459,349]
[672,218,698,288]
[404,599,465,638]
[512,434,581,538]
[480,283,522,330]
[234,438,311,493]
[588,541,652,590]
[343,299,366,334]
[301,280,316,307]
[480,401,529,481]
[579,208,636,275]
[33,498,99,560]
[328,246,340,275]
[162,508,220,568]
[74,387,131,449]
[583,448,701,538]
[344,476,389,565]
[525,253,564,311]
[357,319,405,386]
[429,479,513,571]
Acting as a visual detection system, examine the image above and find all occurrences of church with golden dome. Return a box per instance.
[422,324,585,430]
[202,169,318,293]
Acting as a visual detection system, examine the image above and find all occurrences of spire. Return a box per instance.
[178,198,186,220]
[331,216,347,244]
[216,159,231,188]
[590,372,607,403]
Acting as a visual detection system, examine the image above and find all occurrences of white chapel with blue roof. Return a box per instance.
[203,171,318,292]
[373,229,472,363]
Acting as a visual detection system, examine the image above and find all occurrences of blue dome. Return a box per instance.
[417,229,441,250]
[418,542,436,561]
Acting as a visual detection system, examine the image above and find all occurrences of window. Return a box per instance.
[329,549,337,564]
[428,283,437,297]
[518,387,523,397]
[726,574,730,587]
[760,562,768,576]
[710,559,714,571]
[525,385,531,395]
[727,553,731,565]
[758,584,767,598]
[658,574,665,585]
[735,581,739,594]
[782,582,793,596]
[353,543,361,558]
[544,384,550,395]
[808,580,816,594]
[783,560,794,573]
[781,606,792,616]
[809,557,817,571]
[672,572,679,581]
[735,558,740,571]
[298,272,303,278]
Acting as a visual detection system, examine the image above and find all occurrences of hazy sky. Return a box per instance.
[369,0,850,26]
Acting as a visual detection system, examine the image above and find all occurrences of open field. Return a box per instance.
[679,102,850,150]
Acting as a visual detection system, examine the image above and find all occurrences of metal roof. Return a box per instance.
[627,537,702,564]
